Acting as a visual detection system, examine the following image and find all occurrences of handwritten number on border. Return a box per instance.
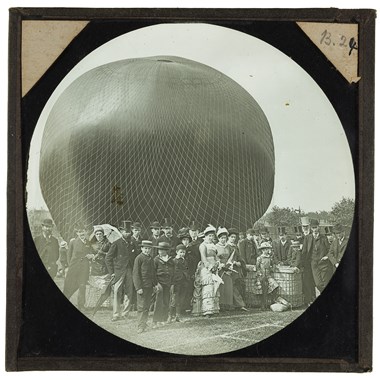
[320,29,358,56]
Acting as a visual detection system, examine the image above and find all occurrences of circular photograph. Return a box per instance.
[26,23,355,355]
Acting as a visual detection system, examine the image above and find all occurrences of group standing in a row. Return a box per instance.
[34,216,349,332]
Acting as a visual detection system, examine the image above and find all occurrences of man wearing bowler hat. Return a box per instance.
[327,223,348,272]
[105,221,135,321]
[34,218,60,279]
[301,219,333,301]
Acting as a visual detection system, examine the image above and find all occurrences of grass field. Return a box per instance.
[55,277,305,355]
[88,306,304,355]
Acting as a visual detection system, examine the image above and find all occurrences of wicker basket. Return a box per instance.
[245,270,275,307]
[85,275,112,309]
[273,267,304,307]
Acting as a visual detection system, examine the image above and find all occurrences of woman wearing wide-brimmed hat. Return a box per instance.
[192,225,223,317]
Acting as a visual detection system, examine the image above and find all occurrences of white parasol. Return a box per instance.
[90,224,123,243]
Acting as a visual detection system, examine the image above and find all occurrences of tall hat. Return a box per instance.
[310,219,319,227]
[161,218,172,228]
[216,227,229,237]
[228,228,239,236]
[150,221,161,229]
[277,226,287,235]
[131,221,142,229]
[300,216,310,226]
[203,224,216,236]
[189,221,200,231]
[120,220,132,231]
[324,226,334,235]
[178,227,191,239]
[42,218,54,227]
[332,223,344,233]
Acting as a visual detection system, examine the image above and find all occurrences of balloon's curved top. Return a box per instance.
[39,55,274,239]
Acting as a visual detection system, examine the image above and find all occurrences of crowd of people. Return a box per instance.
[34,216,349,334]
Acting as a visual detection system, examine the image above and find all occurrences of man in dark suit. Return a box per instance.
[130,221,143,261]
[238,228,258,265]
[183,222,202,311]
[63,223,95,311]
[301,219,333,300]
[327,223,348,272]
[105,224,134,321]
[257,226,272,247]
[34,218,59,279]
[272,227,292,265]
[158,218,176,257]
[149,221,162,257]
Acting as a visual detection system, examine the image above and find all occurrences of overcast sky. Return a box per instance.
[26,23,355,214]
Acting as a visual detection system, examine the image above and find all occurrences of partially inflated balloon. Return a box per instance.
[40,56,275,239]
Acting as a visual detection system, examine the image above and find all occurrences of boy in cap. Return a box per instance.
[288,240,302,269]
[34,218,60,279]
[132,240,157,333]
[169,244,190,322]
[152,242,174,327]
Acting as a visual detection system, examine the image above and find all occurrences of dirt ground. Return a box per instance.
[55,276,304,355]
